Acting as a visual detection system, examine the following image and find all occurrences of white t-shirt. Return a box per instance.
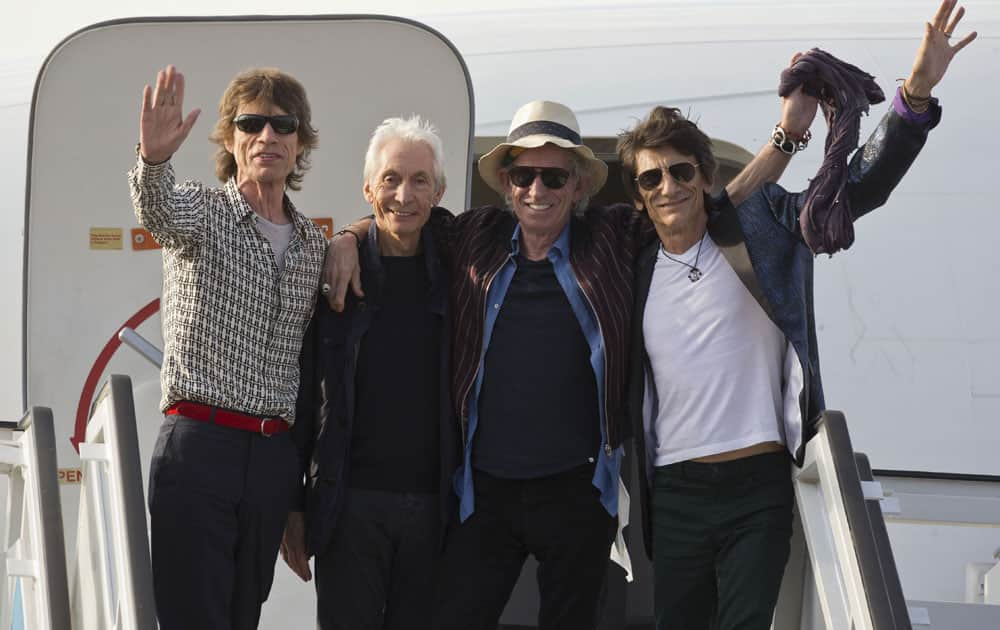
[643,235,788,466]
[256,215,296,275]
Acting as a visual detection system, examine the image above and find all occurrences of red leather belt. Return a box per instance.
[165,401,289,436]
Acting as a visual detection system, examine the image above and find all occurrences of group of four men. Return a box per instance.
[129,2,974,628]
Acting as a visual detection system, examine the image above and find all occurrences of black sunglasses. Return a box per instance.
[506,166,571,190]
[635,162,700,191]
[233,114,300,135]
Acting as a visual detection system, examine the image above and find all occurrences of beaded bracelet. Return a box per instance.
[901,80,931,114]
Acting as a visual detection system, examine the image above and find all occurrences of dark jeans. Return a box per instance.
[434,464,616,630]
[652,451,793,630]
[148,414,299,630]
[315,487,440,630]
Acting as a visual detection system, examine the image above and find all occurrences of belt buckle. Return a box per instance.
[260,418,271,438]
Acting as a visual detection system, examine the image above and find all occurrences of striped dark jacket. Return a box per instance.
[432,204,654,449]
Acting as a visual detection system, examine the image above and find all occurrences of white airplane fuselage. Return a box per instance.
[2,3,999,627]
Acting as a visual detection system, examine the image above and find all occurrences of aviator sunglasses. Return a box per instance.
[233,114,300,135]
[635,162,700,191]
[506,166,572,190]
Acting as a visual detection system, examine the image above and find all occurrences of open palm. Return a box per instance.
[908,0,977,97]
[139,65,201,164]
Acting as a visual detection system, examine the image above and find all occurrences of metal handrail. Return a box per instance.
[117,327,163,368]
[72,374,156,629]
[0,407,72,630]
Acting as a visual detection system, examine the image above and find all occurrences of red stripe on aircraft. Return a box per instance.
[71,298,161,451]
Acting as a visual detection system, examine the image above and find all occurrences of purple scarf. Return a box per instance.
[779,48,884,255]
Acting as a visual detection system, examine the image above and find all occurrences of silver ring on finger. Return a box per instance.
[321,283,331,295]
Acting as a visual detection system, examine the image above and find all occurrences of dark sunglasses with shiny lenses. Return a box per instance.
[506,166,572,190]
[635,162,701,191]
[233,114,300,135]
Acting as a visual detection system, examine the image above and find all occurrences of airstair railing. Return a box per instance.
[789,410,912,630]
[775,410,1000,630]
[0,408,71,630]
[71,374,156,629]
[854,453,912,626]
[118,327,162,369]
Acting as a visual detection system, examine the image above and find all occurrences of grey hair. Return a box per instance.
[569,152,591,215]
[502,149,590,216]
[363,115,446,193]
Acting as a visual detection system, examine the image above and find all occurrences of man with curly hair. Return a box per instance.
[128,65,326,630]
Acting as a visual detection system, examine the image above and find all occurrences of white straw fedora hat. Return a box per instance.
[478,100,608,196]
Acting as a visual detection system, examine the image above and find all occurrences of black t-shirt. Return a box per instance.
[474,255,601,479]
[350,254,441,493]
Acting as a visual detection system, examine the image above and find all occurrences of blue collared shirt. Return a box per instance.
[455,220,622,522]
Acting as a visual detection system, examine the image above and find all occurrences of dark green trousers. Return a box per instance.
[651,451,793,630]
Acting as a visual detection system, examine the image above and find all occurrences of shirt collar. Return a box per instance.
[550,220,571,260]
[225,177,254,222]
[225,176,311,239]
[510,219,572,261]
[509,223,522,256]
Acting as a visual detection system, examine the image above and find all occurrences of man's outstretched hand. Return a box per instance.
[139,65,201,164]
[322,224,369,312]
[907,0,977,98]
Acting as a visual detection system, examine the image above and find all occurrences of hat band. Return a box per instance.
[507,120,582,145]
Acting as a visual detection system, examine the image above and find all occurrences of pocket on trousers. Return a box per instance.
[147,416,179,508]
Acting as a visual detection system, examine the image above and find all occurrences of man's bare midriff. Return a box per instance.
[691,441,785,463]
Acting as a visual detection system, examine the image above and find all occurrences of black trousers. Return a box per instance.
[148,414,300,630]
[315,487,440,630]
[652,451,793,630]
[433,464,616,630]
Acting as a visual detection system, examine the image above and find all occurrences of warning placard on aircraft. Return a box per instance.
[88,228,122,250]
[130,227,161,251]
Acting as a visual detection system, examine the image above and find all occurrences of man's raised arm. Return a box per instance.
[129,65,204,250]
[724,59,819,206]
[847,0,975,213]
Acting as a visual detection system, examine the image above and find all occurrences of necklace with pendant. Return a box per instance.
[659,233,705,283]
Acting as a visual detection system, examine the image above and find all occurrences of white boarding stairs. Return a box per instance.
[2,328,999,629]
[0,408,71,630]
[777,410,1000,629]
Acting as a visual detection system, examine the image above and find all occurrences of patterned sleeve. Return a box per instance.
[758,104,938,238]
[844,106,937,221]
[128,156,208,252]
